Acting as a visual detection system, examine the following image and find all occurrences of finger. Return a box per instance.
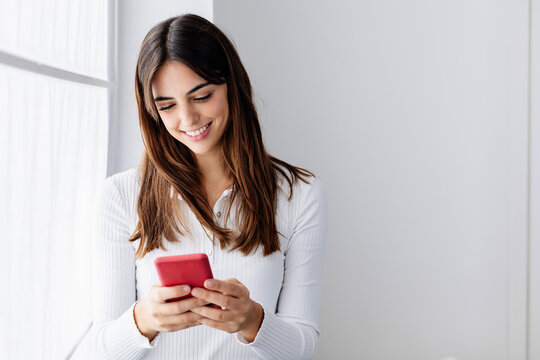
[156,310,204,329]
[203,279,244,298]
[155,284,192,303]
[223,278,249,298]
[190,305,235,322]
[160,296,211,316]
[191,287,240,308]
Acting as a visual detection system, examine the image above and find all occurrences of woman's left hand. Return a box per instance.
[190,278,264,342]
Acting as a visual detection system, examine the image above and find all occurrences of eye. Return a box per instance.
[159,104,174,112]
[194,93,212,102]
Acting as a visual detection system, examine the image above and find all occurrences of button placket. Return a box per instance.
[204,187,231,264]
[201,224,214,251]
[202,218,216,263]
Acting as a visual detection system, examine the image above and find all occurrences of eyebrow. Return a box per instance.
[154,82,211,102]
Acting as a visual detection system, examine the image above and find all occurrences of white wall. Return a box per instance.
[214,1,530,359]
[529,0,540,358]
[115,1,538,359]
[115,0,212,174]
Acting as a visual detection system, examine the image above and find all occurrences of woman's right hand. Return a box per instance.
[133,283,210,341]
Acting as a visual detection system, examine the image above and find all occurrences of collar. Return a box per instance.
[170,186,233,201]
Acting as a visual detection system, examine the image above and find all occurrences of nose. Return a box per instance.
[177,105,200,128]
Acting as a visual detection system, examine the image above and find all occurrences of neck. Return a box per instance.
[195,151,232,188]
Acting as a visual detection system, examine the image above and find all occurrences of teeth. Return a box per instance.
[186,123,209,136]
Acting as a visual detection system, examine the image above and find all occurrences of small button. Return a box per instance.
[205,249,213,256]
[216,211,221,218]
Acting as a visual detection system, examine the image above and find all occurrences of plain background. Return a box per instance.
[114,1,540,359]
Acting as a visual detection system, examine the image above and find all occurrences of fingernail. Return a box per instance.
[205,280,214,287]
[183,285,191,293]
[192,288,201,296]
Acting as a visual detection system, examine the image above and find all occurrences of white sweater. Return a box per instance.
[72,166,327,360]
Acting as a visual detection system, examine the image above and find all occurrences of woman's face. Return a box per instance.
[151,60,229,160]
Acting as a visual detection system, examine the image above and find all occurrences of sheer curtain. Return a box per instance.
[0,1,110,359]
[0,0,108,78]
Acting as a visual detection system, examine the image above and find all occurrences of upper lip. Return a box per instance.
[183,121,212,132]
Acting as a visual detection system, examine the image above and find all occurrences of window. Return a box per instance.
[0,1,114,358]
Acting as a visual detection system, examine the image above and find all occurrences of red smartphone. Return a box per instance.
[154,253,214,302]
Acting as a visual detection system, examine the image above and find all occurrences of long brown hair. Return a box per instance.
[130,13,315,259]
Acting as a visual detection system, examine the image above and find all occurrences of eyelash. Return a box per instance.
[159,93,213,112]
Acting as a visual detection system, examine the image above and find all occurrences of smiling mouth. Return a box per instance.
[182,121,213,135]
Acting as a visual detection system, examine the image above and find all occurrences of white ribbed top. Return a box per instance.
[71,166,327,360]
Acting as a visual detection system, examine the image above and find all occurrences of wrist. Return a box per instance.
[239,300,264,343]
[134,301,158,341]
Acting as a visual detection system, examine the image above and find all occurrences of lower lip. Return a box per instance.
[184,122,212,141]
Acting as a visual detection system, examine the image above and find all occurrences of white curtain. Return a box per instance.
[0,0,108,78]
[0,1,110,359]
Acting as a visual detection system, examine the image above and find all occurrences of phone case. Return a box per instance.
[154,253,214,302]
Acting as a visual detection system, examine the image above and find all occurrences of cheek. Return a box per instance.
[203,104,219,118]
[206,98,229,118]
[160,115,177,130]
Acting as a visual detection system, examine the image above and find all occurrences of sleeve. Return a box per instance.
[70,176,163,360]
[235,176,328,359]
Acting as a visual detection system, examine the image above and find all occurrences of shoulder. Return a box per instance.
[104,166,141,190]
[294,174,326,203]
[288,175,327,225]
[274,166,327,229]
[96,167,141,218]
[275,166,326,206]
[273,167,327,253]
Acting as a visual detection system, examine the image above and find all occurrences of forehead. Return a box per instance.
[151,61,206,96]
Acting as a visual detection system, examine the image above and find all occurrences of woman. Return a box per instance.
[73,13,327,360]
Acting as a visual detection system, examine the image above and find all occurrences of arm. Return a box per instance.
[235,176,328,359]
[71,176,161,359]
